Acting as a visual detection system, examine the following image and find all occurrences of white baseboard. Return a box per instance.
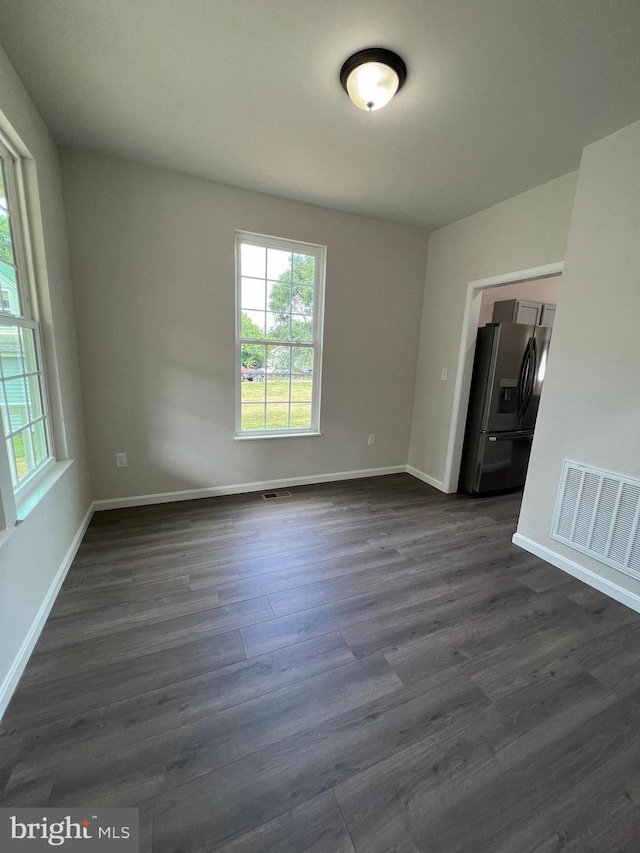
[92,466,408,511]
[406,465,448,493]
[512,532,640,615]
[0,502,95,721]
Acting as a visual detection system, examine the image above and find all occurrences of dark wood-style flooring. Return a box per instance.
[3,474,640,852]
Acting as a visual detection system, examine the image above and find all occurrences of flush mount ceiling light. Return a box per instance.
[340,47,407,112]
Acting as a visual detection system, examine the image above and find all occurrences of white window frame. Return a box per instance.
[235,231,326,439]
[0,133,55,516]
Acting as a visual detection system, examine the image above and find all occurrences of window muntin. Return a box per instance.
[236,233,325,437]
[0,140,53,492]
[0,156,26,319]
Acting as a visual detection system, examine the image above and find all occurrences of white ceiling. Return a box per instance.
[1,0,639,231]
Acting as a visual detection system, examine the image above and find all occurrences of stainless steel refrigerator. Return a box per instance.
[458,322,552,495]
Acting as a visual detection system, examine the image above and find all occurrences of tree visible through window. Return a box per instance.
[236,232,325,436]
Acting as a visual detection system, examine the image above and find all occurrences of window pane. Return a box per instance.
[241,278,265,312]
[240,344,266,382]
[267,344,290,375]
[241,403,265,431]
[290,403,312,429]
[266,403,289,429]
[241,310,265,337]
[266,311,288,340]
[0,208,14,266]
[6,437,16,486]
[0,160,6,208]
[5,377,28,430]
[241,373,265,402]
[292,254,315,284]
[291,346,314,376]
[0,325,21,375]
[292,283,314,315]
[13,429,30,482]
[240,243,265,278]
[267,249,291,282]
[20,326,38,373]
[291,374,313,402]
[291,315,313,342]
[0,386,9,433]
[0,264,20,316]
[31,419,48,465]
[26,373,44,420]
[267,279,291,315]
[266,373,289,402]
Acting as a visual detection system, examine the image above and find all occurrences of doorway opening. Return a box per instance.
[443,262,564,494]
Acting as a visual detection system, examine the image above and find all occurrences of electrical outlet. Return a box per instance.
[116,452,128,468]
[368,434,376,446]
[441,368,448,381]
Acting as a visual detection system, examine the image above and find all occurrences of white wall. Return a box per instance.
[0,46,91,714]
[516,119,640,605]
[60,150,428,502]
[408,171,578,488]
[477,275,561,328]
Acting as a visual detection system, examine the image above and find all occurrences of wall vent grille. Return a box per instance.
[552,461,640,580]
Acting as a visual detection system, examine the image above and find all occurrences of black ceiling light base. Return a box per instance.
[340,48,407,96]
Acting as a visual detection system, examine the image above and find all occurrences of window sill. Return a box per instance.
[235,432,322,441]
[16,459,74,521]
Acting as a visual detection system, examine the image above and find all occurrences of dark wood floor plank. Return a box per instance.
[138,802,154,853]
[23,597,272,678]
[151,670,487,852]
[339,577,531,660]
[241,571,461,658]
[267,556,449,617]
[334,671,621,853]
[487,669,617,772]
[1,473,640,853]
[211,790,356,853]
[36,584,223,649]
[41,654,402,809]
[257,507,405,539]
[2,631,246,726]
[10,634,357,768]
[382,589,589,686]
[70,527,262,571]
[214,547,408,606]
[516,561,575,593]
[188,532,402,592]
[50,573,192,619]
[72,529,330,580]
[0,773,53,808]
[0,733,22,795]
[402,688,640,853]
[393,518,519,560]
[333,705,498,853]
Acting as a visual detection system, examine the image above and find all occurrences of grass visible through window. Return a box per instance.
[241,377,313,431]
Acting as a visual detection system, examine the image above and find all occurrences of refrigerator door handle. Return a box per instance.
[523,336,537,415]
[488,432,534,442]
[516,344,529,416]
[516,338,533,421]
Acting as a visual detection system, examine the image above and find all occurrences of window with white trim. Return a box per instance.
[0,137,53,496]
[236,232,325,437]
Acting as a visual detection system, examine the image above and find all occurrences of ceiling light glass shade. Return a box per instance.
[345,62,399,111]
[340,48,407,112]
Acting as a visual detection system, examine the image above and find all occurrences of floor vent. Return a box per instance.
[261,490,292,500]
[552,461,640,579]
